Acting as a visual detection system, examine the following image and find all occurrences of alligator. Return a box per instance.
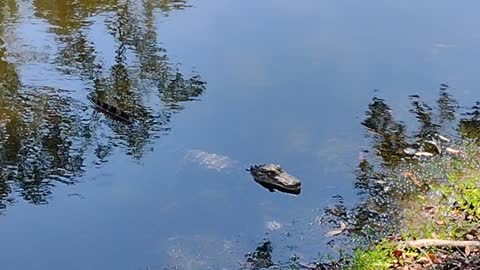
[248,164,302,195]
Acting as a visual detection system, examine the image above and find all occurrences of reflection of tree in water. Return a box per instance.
[361,97,408,167]
[0,89,87,205]
[458,98,480,141]
[52,1,206,158]
[361,84,459,167]
[437,83,457,124]
[241,239,343,270]
[33,0,189,35]
[329,84,464,242]
[242,240,274,270]
[409,95,439,139]
[0,0,205,210]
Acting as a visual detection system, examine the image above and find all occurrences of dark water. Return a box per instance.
[2,1,480,269]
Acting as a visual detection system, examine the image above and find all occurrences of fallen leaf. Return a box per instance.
[446,147,461,154]
[325,229,343,237]
[393,249,403,258]
[404,148,417,155]
[299,263,318,269]
[402,171,422,187]
[437,134,450,142]
[466,245,471,256]
[427,252,437,262]
[415,151,434,157]
[435,220,445,225]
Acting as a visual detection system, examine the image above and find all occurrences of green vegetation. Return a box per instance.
[348,141,480,269]
[350,240,397,270]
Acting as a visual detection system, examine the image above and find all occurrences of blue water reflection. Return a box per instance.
[1,0,480,269]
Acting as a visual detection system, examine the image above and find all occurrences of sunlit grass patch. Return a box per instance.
[350,240,397,270]
[347,141,480,269]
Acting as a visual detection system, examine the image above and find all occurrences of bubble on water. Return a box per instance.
[265,221,282,231]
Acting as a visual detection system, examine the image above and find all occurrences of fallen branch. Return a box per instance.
[404,239,480,248]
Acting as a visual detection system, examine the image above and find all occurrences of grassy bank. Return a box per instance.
[348,140,480,269]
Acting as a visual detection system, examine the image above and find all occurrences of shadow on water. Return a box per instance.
[0,0,205,211]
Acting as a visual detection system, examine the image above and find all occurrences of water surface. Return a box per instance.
[2,1,480,269]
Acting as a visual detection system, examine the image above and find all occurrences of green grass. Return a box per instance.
[349,240,396,270]
[347,141,480,269]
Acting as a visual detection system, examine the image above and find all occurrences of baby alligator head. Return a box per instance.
[248,164,302,195]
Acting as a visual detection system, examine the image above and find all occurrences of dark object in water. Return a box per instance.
[244,241,274,269]
[248,164,301,195]
[88,96,133,123]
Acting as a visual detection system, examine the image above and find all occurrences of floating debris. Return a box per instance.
[265,221,282,231]
[404,148,417,155]
[325,221,347,237]
[437,134,451,142]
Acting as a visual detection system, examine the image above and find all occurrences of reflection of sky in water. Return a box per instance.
[2,0,480,269]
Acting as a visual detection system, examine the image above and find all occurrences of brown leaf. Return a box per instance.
[417,256,431,264]
[427,252,437,262]
[401,171,422,187]
[393,249,403,258]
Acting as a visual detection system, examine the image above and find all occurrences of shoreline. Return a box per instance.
[341,140,480,269]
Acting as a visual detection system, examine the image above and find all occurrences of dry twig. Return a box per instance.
[404,239,480,248]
